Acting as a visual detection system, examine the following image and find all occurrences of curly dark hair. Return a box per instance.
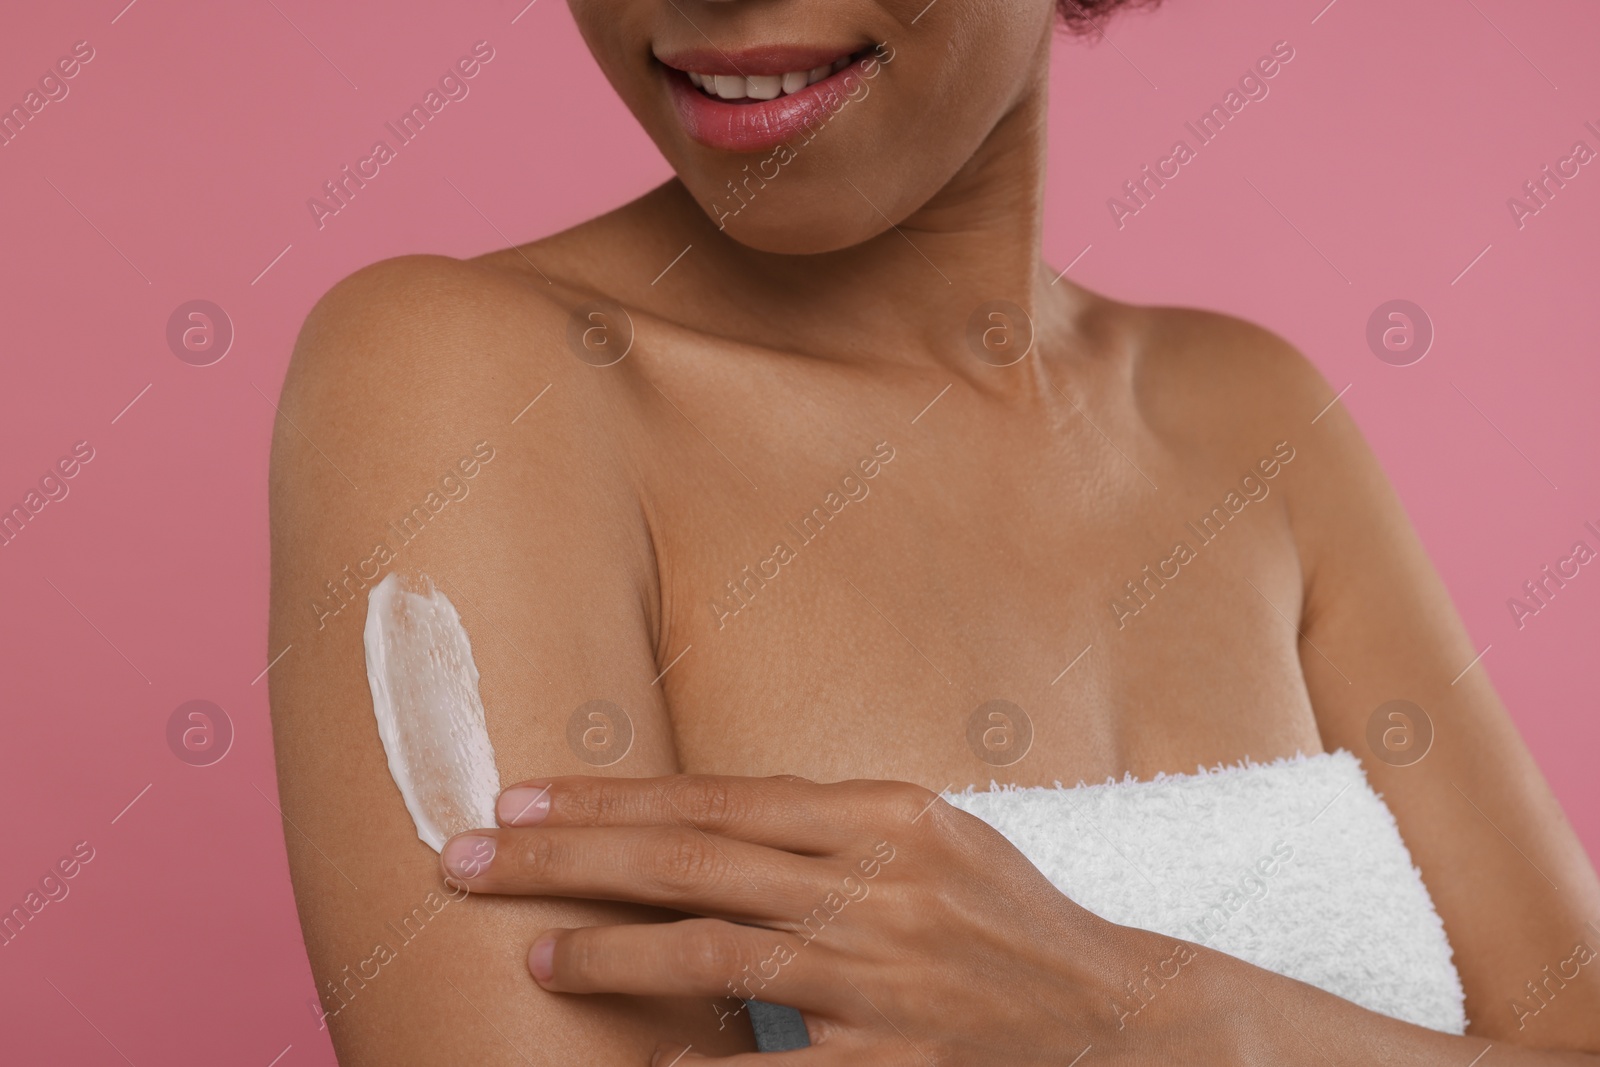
[1056,0,1164,35]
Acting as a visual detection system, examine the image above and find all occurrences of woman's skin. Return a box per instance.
[267,0,1600,1063]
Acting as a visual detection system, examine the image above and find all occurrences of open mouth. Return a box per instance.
[657,45,883,153]
[676,48,874,103]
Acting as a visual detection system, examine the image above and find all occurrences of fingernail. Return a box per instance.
[528,934,556,983]
[498,786,551,826]
[443,834,494,879]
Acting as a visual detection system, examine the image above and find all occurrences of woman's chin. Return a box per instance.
[698,197,888,256]
[718,221,869,256]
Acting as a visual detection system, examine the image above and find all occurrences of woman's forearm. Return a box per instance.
[1199,948,1600,1066]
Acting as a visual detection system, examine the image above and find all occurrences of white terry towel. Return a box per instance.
[943,749,1467,1035]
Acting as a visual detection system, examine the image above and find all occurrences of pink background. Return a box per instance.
[2,0,1597,1061]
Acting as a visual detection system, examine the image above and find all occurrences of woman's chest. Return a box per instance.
[638,408,1324,788]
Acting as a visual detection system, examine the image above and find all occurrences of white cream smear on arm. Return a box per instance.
[363,571,502,853]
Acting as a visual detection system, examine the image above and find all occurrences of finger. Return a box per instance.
[530,917,843,1011]
[495,774,844,850]
[495,774,933,853]
[441,825,826,920]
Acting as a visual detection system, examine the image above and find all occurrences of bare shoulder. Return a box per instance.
[269,246,673,649]
[274,250,660,512]
[1122,302,1408,571]
[285,252,594,425]
[1122,302,1338,444]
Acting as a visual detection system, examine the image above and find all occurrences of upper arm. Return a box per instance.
[1265,340,1600,1049]
[267,256,746,1061]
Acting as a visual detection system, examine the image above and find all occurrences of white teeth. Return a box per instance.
[746,74,782,100]
[685,54,859,99]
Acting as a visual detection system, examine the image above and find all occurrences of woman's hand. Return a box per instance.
[439,774,1239,1065]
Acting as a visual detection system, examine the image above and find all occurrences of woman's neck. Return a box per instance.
[622,62,1083,396]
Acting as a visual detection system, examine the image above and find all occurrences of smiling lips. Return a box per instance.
[659,45,877,153]
[687,55,856,101]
